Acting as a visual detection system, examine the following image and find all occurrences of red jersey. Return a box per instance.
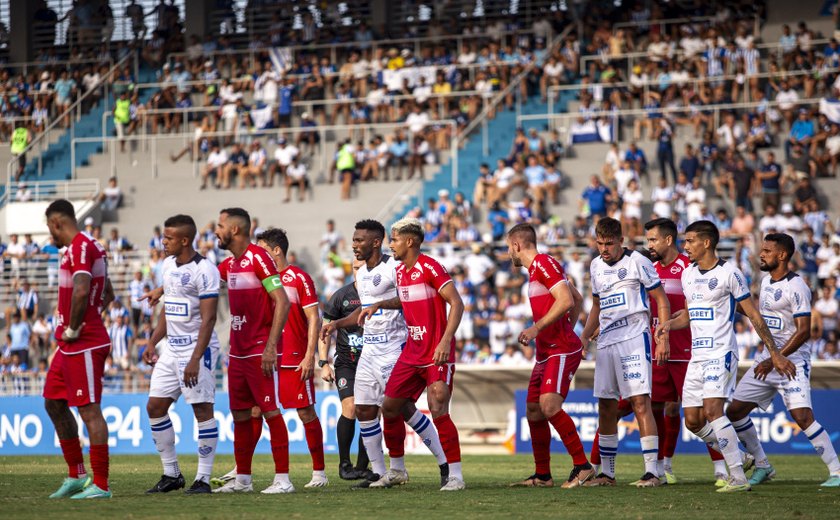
[219,244,283,358]
[527,254,583,362]
[279,264,319,367]
[651,253,691,361]
[56,232,110,354]
[395,254,456,366]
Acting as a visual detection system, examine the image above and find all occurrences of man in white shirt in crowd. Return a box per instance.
[269,137,299,187]
[201,143,228,190]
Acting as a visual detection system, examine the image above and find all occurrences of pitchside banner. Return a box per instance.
[515,390,840,455]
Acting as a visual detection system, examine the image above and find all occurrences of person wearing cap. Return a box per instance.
[14,182,32,203]
[776,203,804,237]
[269,136,299,187]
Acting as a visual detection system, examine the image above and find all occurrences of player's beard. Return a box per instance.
[647,249,661,262]
[759,259,777,272]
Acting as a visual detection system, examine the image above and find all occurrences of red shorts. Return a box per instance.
[526,351,582,403]
[384,358,455,402]
[278,367,316,409]
[651,361,688,403]
[43,346,109,407]
[228,355,281,413]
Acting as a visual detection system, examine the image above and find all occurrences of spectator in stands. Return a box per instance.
[729,156,755,212]
[580,175,612,219]
[109,314,133,371]
[99,176,122,211]
[128,271,145,330]
[201,142,228,190]
[8,311,30,368]
[241,140,267,189]
[15,280,38,321]
[284,156,308,203]
[218,142,247,190]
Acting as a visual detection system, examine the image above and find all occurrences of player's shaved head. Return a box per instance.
[257,227,289,255]
[45,199,76,222]
[164,214,197,242]
[507,223,537,247]
[355,219,385,240]
[391,217,424,244]
[685,220,719,250]
[220,207,251,236]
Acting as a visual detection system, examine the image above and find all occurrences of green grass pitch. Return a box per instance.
[1,454,838,519]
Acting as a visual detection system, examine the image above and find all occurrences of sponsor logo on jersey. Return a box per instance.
[169,335,194,346]
[364,334,388,345]
[282,272,295,284]
[708,277,718,290]
[180,272,191,286]
[165,302,189,317]
[410,271,421,281]
[423,262,437,276]
[348,334,364,347]
[76,389,83,397]
[704,374,721,382]
[601,317,628,333]
[762,314,783,330]
[782,386,802,394]
[620,354,640,362]
[231,315,247,331]
[688,308,714,320]
[408,325,427,341]
[794,292,801,306]
[692,337,713,349]
[670,264,681,274]
[600,292,627,310]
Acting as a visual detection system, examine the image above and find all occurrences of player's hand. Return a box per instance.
[140,286,164,306]
[770,352,796,380]
[654,320,671,341]
[142,347,159,366]
[183,358,200,388]
[321,363,335,383]
[432,339,451,366]
[654,334,670,366]
[61,322,85,343]
[588,328,600,343]
[319,321,337,341]
[753,358,774,381]
[518,325,539,346]
[357,304,380,326]
[296,357,314,380]
[261,346,278,376]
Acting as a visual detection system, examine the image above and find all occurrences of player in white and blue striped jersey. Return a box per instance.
[581,218,672,488]
[663,221,796,493]
[727,233,840,488]
[141,215,221,495]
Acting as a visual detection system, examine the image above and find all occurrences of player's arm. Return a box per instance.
[62,272,92,343]
[519,281,574,345]
[357,296,402,325]
[297,305,321,380]
[737,297,796,380]
[183,295,218,388]
[141,285,165,306]
[320,306,361,339]
[581,295,600,343]
[318,323,334,383]
[755,314,810,380]
[648,285,671,364]
[143,307,167,365]
[102,278,115,311]
[664,301,690,331]
[264,281,290,376]
[568,282,583,328]
[433,281,464,366]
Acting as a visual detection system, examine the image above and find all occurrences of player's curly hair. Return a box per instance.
[355,219,385,240]
[391,217,424,244]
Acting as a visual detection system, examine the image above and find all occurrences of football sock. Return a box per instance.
[383,415,406,460]
[150,415,180,478]
[303,417,326,471]
[708,443,725,461]
[640,435,659,476]
[355,434,370,471]
[652,408,666,460]
[266,414,290,474]
[59,438,86,479]
[359,419,387,476]
[710,417,746,482]
[732,417,770,468]
[337,415,355,464]
[664,413,681,458]
[713,459,728,476]
[89,444,109,491]
[196,418,218,483]
[529,419,552,475]
[407,410,447,465]
[433,414,462,465]
[273,473,292,485]
[233,418,255,481]
[548,411,588,466]
[590,430,601,465]
[599,434,618,478]
[448,461,463,481]
[250,416,263,452]
[663,457,673,473]
[804,421,840,475]
[694,423,721,453]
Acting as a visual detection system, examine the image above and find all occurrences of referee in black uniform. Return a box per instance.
[319,260,371,480]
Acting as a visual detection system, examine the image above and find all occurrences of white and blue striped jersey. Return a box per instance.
[161,254,220,354]
[590,249,662,347]
[357,255,407,355]
[756,272,812,364]
[681,259,751,361]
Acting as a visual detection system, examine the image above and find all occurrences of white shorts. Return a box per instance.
[682,352,738,408]
[732,359,812,411]
[593,332,652,400]
[149,342,219,404]
[354,347,400,407]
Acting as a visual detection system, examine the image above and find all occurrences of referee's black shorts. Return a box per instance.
[334,352,359,401]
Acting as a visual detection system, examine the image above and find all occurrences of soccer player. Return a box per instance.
[43,199,115,499]
[359,217,466,491]
[505,223,595,488]
[727,233,840,487]
[662,220,796,493]
[212,208,293,494]
[256,227,327,488]
[580,217,671,487]
[321,219,450,489]
[320,259,370,480]
[142,214,220,494]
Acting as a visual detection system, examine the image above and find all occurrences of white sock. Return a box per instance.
[713,459,728,476]
[236,474,252,485]
[710,417,746,482]
[732,417,770,468]
[312,470,326,479]
[359,419,387,476]
[150,415,180,477]
[274,473,291,485]
[804,421,840,475]
[599,434,618,478]
[390,456,406,472]
[449,461,463,480]
[195,418,218,483]
[694,423,721,453]
[656,459,665,478]
[407,410,447,465]
[663,456,673,473]
[640,435,659,476]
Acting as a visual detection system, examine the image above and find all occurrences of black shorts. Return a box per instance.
[334,352,360,401]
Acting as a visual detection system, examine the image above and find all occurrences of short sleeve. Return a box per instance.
[728,266,750,301]
[537,255,567,292]
[251,249,282,293]
[636,254,661,291]
[296,269,319,308]
[590,261,600,298]
[791,278,812,318]
[69,238,94,276]
[218,258,230,282]
[198,261,221,300]
[422,256,452,292]
[322,290,342,321]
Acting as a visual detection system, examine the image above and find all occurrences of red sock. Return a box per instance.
[250,416,263,452]
[266,414,289,474]
[383,415,406,458]
[303,418,325,471]
[233,419,255,476]
[707,443,724,461]
[432,414,461,464]
[664,413,682,458]
[653,407,666,460]
[591,430,601,465]
[59,438,86,478]
[548,411,588,466]
[528,419,551,475]
[89,444,109,490]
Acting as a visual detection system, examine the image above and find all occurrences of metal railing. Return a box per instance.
[0,57,114,77]
[0,178,100,207]
[611,15,719,34]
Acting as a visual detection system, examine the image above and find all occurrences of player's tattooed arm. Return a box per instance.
[63,273,92,342]
[755,315,810,380]
[738,298,797,380]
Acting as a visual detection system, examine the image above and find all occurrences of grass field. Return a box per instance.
[1,454,838,519]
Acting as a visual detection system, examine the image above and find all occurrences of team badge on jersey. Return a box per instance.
[373,274,381,287]
[338,377,347,389]
[180,272,191,286]
[774,289,783,301]
[618,268,627,280]
[708,278,718,290]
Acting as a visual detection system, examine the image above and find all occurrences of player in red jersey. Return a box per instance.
[256,228,327,488]
[212,208,294,494]
[359,217,466,491]
[43,199,115,499]
[505,224,595,489]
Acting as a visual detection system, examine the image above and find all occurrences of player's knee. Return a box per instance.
[297,406,317,423]
[44,398,66,417]
[146,401,167,418]
[790,408,814,430]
